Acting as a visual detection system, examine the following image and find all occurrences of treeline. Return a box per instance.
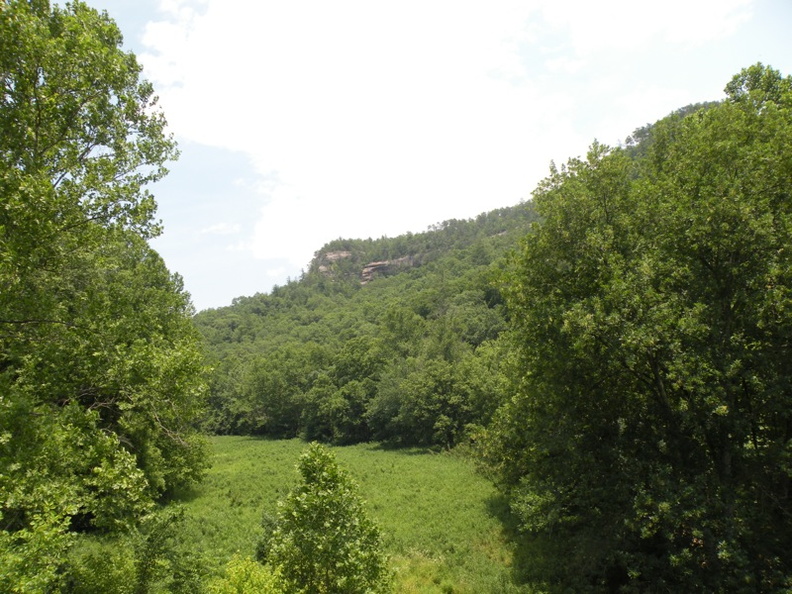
[194,204,537,447]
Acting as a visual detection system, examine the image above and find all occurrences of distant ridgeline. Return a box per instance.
[191,101,717,446]
[309,206,537,285]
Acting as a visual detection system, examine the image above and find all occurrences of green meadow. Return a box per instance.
[177,436,532,593]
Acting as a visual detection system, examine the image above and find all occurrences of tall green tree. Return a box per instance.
[0,2,206,590]
[260,443,391,594]
[484,64,792,592]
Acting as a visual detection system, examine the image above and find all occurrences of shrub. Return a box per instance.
[207,555,280,594]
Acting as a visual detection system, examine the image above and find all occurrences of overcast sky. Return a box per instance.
[86,0,791,311]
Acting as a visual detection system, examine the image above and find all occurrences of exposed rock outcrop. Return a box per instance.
[316,250,352,274]
[314,250,416,284]
[361,256,413,284]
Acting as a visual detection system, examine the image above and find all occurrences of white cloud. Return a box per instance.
[139,0,758,278]
[545,56,586,74]
[535,0,753,57]
[200,222,241,236]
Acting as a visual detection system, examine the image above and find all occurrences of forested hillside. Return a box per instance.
[194,204,537,446]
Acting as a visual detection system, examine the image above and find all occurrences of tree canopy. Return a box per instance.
[194,205,534,447]
[0,2,206,590]
[258,443,391,593]
[482,63,792,592]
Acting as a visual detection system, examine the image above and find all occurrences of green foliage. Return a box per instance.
[207,555,281,593]
[261,443,391,593]
[0,1,206,589]
[176,437,523,593]
[58,507,207,594]
[484,64,792,592]
[194,207,533,447]
[369,358,470,447]
[61,538,138,594]
[0,518,74,593]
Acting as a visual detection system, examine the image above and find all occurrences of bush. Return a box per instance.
[207,555,280,594]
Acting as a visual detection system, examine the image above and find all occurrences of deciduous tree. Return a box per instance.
[0,1,206,589]
[260,443,391,593]
[484,64,792,592]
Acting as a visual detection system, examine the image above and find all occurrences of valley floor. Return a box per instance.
[178,436,534,593]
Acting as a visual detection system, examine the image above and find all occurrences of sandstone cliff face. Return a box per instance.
[314,250,415,284]
[316,250,352,274]
[360,256,414,284]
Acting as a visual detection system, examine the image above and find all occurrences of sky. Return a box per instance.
[86,0,792,311]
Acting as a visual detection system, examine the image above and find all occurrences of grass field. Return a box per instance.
[176,436,534,593]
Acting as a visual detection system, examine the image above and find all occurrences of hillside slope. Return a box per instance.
[193,202,537,443]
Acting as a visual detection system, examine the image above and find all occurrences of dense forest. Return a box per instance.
[2,1,792,592]
[194,204,536,447]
